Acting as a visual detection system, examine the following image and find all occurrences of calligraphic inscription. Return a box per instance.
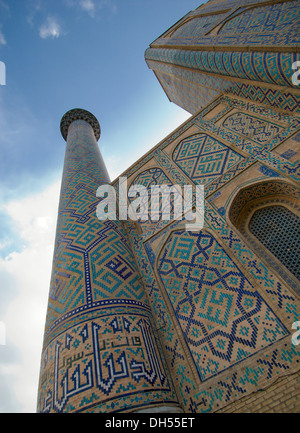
[39,313,168,413]
[173,134,243,185]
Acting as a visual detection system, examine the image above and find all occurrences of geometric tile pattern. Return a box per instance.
[147,58,300,116]
[223,112,284,144]
[37,115,178,413]
[145,48,298,89]
[171,13,227,38]
[128,167,173,236]
[157,0,300,87]
[39,0,300,414]
[152,0,300,48]
[146,57,300,116]
[120,105,300,412]
[120,83,300,411]
[194,98,300,182]
[131,167,171,191]
[188,343,300,413]
[219,2,300,36]
[120,95,299,182]
[146,0,300,116]
[228,180,300,228]
[173,133,243,185]
[133,0,300,412]
[138,188,299,412]
[227,84,300,115]
[157,230,289,382]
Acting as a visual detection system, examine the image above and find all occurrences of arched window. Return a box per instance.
[249,205,300,281]
[229,180,300,294]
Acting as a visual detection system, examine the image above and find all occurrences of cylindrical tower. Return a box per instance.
[37,109,180,413]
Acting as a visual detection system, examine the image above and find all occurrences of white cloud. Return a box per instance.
[64,0,117,18]
[79,0,96,16]
[0,1,8,43]
[39,16,62,39]
[0,179,61,412]
[0,29,6,45]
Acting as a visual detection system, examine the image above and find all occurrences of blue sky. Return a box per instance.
[0,0,202,413]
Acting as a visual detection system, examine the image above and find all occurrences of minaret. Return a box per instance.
[37,109,180,413]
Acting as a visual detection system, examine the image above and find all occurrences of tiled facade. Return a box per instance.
[145,0,300,114]
[37,0,300,413]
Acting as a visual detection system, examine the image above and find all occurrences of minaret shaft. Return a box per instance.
[37,109,179,413]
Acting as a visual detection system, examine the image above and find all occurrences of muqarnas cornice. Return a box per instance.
[60,108,101,141]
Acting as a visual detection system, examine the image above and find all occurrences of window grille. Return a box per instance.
[249,205,300,280]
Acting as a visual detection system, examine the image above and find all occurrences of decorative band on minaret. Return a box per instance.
[37,109,180,413]
[60,108,101,141]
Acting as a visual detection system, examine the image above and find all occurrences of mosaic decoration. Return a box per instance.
[39,0,300,414]
[146,59,300,115]
[194,97,300,182]
[40,312,172,413]
[227,83,300,115]
[145,48,298,89]
[128,167,174,237]
[60,108,101,141]
[140,195,299,412]
[228,179,300,227]
[222,112,284,144]
[219,1,300,35]
[146,0,300,117]
[228,179,300,294]
[37,110,179,413]
[150,0,300,47]
[157,230,289,381]
[152,68,221,114]
[140,0,300,412]
[124,88,300,411]
[172,133,243,185]
[188,342,300,412]
[170,13,227,38]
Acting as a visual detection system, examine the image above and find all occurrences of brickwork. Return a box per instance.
[216,370,300,412]
[121,92,300,413]
[38,0,300,413]
[37,110,180,413]
[145,0,300,114]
